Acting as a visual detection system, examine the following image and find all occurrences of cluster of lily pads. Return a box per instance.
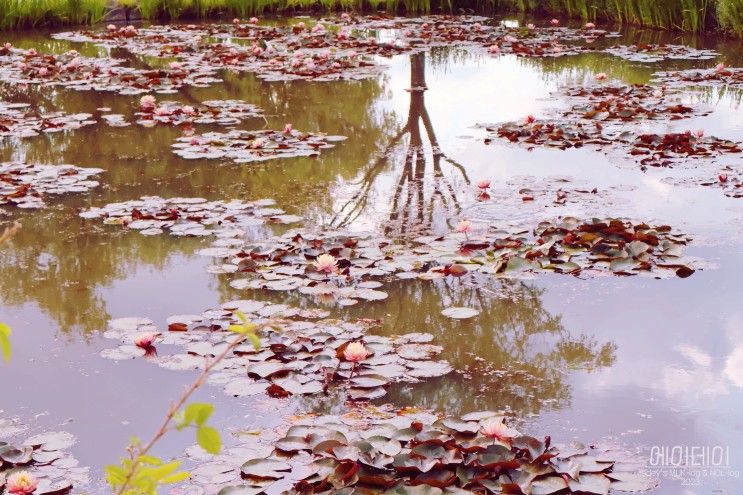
[0,423,89,495]
[79,196,302,236]
[488,110,741,170]
[102,299,453,401]
[604,43,717,63]
[43,15,723,89]
[0,46,221,95]
[486,81,717,156]
[202,217,696,310]
[171,129,346,163]
[630,131,742,168]
[133,99,264,128]
[177,406,656,495]
[653,65,743,90]
[558,84,709,124]
[0,102,95,139]
[1,161,102,209]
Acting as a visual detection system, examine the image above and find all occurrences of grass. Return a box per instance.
[0,0,743,37]
[491,0,718,33]
[0,0,108,29]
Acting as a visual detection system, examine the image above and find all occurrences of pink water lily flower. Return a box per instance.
[232,18,240,24]
[190,137,200,145]
[139,95,156,109]
[253,46,263,56]
[695,129,704,138]
[38,67,48,76]
[297,22,305,29]
[527,23,535,30]
[550,18,560,26]
[154,106,168,116]
[6,471,38,495]
[585,22,595,29]
[4,42,11,49]
[715,63,726,72]
[182,105,195,115]
[134,332,158,348]
[488,45,500,54]
[596,72,607,80]
[249,17,259,24]
[476,179,491,189]
[313,254,337,274]
[473,22,482,31]
[456,219,472,234]
[283,123,293,133]
[27,48,37,57]
[343,342,369,363]
[525,114,536,124]
[169,61,182,70]
[107,24,116,31]
[481,417,519,441]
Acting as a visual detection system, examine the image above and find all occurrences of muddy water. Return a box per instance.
[2,19,743,494]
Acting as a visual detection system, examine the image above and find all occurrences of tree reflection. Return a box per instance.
[284,276,616,418]
[331,52,470,236]
[0,58,393,335]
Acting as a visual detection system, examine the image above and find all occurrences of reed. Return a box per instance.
[0,0,742,38]
[717,0,743,36]
[491,0,715,33]
[0,0,108,29]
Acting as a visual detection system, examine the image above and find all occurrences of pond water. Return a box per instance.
[1,16,743,494]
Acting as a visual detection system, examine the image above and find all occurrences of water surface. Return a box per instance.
[2,18,743,494]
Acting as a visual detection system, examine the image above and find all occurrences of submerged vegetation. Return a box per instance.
[2,0,743,36]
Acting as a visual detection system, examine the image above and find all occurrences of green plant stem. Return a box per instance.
[115,323,266,495]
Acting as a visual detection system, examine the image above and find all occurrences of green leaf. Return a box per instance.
[228,324,245,333]
[0,331,10,363]
[196,425,221,454]
[138,455,163,466]
[148,460,181,480]
[248,333,261,351]
[235,311,248,323]
[105,464,128,486]
[183,403,214,426]
[160,471,190,485]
